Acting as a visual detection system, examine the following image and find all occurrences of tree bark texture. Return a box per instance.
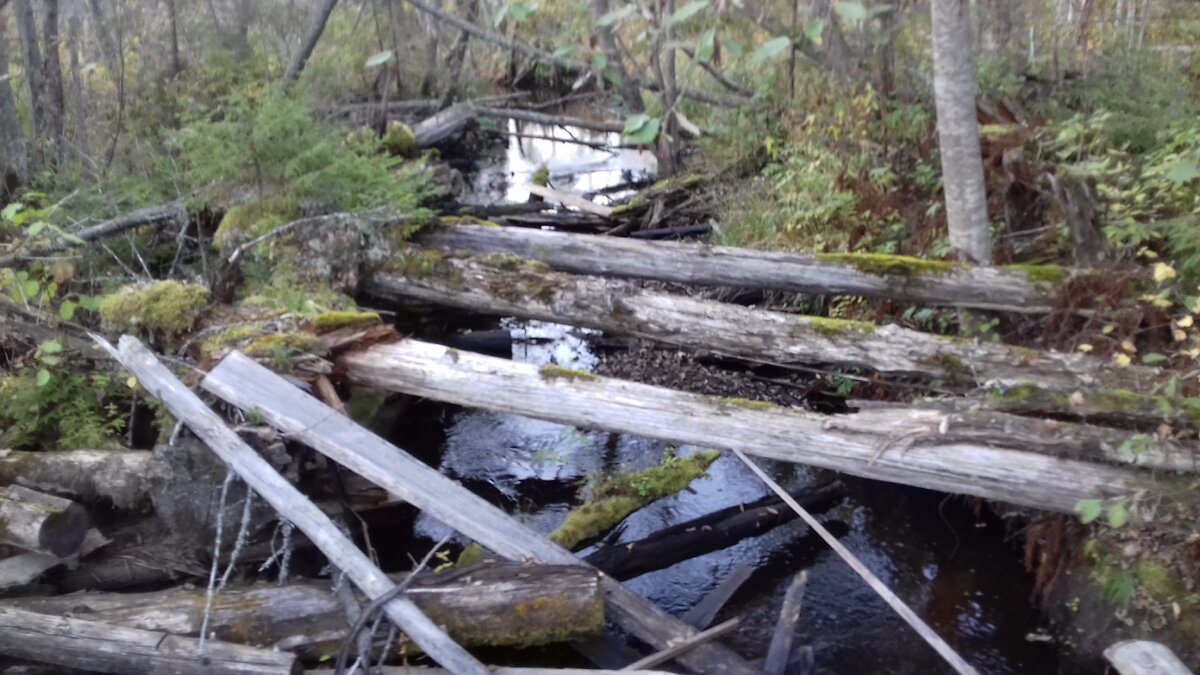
[282,0,339,87]
[0,484,89,557]
[0,5,29,189]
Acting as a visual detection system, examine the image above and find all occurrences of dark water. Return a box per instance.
[384,121,1060,674]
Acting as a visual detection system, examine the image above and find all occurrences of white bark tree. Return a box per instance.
[931,0,992,264]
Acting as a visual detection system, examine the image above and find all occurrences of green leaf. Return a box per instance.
[1165,376,1179,398]
[59,300,76,321]
[492,5,509,27]
[597,4,635,26]
[40,339,63,354]
[21,279,39,298]
[1106,503,1129,528]
[36,369,51,387]
[591,51,608,70]
[1075,499,1103,524]
[508,1,537,22]
[833,1,868,21]
[724,39,743,57]
[27,221,46,236]
[750,36,791,63]
[364,50,393,68]
[622,115,660,145]
[78,294,102,311]
[669,0,708,26]
[0,203,21,222]
[803,19,825,45]
[39,354,61,366]
[1142,352,1168,364]
[1164,161,1198,184]
[696,28,716,63]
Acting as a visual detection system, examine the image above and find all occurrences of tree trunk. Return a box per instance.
[439,0,479,108]
[13,0,43,170]
[281,0,339,87]
[931,0,992,264]
[589,0,643,113]
[40,0,66,169]
[66,0,90,172]
[0,4,30,190]
[166,0,183,77]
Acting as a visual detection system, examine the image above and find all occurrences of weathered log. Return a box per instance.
[0,201,185,269]
[0,449,156,511]
[0,529,108,591]
[202,352,758,675]
[526,184,614,217]
[0,485,89,557]
[412,103,477,147]
[495,212,611,232]
[13,562,602,653]
[473,106,626,134]
[416,223,1075,312]
[0,605,299,675]
[336,339,1157,513]
[94,335,489,675]
[1104,640,1193,675]
[763,571,808,675]
[583,482,845,581]
[367,254,1158,391]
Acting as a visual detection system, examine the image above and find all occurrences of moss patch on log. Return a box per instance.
[213,196,300,253]
[1008,263,1068,286]
[310,310,380,333]
[100,280,210,339]
[538,364,597,382]
[719,397,777,411]
[799,315,879,337]
[815,252,958,277]
[985,383,1200,428]
[382,120,418,157]
[549,449,720,550]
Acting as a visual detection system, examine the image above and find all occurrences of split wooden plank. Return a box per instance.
[0,605,298,675]
[12,563,602,654]
[620,617,740,671]
[527,184,615,217]
[202,351,757,675]
[763,571,808,675]
[417,223,1071,312]
[93,335,489,675]
[335,338,1156,513]
[367,255,1158,392]
[0,485,90,557]
[682,564,754,630]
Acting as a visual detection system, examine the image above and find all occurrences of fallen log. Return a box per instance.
[12,562,602,653]
[202,352,758,675]
[367,254,1157,391]
[412,103,477,147]
[335,338,1158,513]
[527,184,615,217]
[416,223,1076,312]
[0,201,185,269]
[0,486,89,557]
[583,482,846,580]
[0,449,156,511]
[0,529,109,591]
[0,605,298,675]
[1104,640,1192,675]
[95,335,489,675]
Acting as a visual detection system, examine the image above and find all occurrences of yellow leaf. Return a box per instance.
[1153,262,1177,283]
[1178,315,1194,328]
[1102,324,1115,335]
[1113,353,1132,367]
[1077,343,1094,353]
[1175,329,1188,342]
[1120,340,1137,353]
[1153,296,1174,309]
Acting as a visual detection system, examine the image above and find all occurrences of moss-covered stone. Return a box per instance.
[549,450,720,550]
[99,280,210,339]
[538,364,597,382]
[213,196,300,252]
[382,120,418,157]
[816,252,959,277]
[310,310,380,333]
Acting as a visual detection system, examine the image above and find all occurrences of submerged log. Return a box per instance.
[367,254,1158,392]
[202,352,758,675]
[0,486,89,557]
[0,449,157,511]
[336,339,1159,513]
[417,223,1075,312]
[583,482,846,580]
[13,563,603,653]
[0,605,298,675]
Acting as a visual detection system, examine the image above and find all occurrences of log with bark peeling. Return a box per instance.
[416,223,1074,312]
[0,485,89,557]
[366,254,1159,392]
[0,605,299,675]
[11,562,602,654]
[332,339,1160,513]
[201,352,758,675]
[0,449,156,511]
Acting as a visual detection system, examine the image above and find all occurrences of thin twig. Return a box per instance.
[620,617,740,671]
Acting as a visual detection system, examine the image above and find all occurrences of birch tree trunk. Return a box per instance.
[931,0,992,264]
[13,0,43,171]
[0,3,30,189]
[282,0,339,87]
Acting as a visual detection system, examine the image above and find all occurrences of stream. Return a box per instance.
[379,118,1061,674]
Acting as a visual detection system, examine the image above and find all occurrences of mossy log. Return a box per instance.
[0,485,90,557]
[365,255,1159,392]
[336,339,1163,513]
[0,605,298,675]
[417,223,1078,312]
[0,449,156,511]
[12,563,603,654]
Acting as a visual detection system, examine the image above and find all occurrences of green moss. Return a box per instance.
[213,196,300,252]
[479,252,526,270]
[719,397,776,411]
[1135,561,1181,601]
[395,248,447,277]
[538,364,598,382]
[923,352,970,378]
[200,323,269,358]
[815,252,958,277]
[802,315,879,336]
[243,332,327,368]
[549,450,720,550]
[986,384,1200,428]
[345,388,388,426]
[1009,263,1068,286]
[99,280,210,339]
[455,542,484,567]
[381,120,418,157]
[438,215,502,228]
[311,310,380,333]
[531,164,550,187]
